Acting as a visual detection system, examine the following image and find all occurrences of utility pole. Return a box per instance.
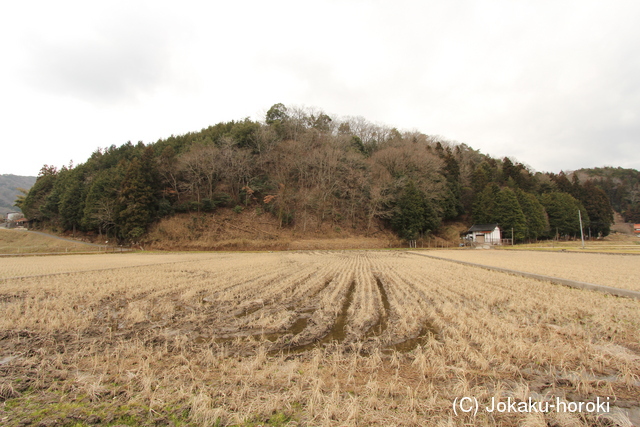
[511,228,514,245]
[578,210,585,249]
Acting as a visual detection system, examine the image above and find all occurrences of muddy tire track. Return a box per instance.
[365,255,441,352]
[189,258,351,346]
[364,276,390,339]
[272,280,357,354]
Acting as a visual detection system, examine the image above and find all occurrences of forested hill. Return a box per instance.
[0,174,36,216]
[17,104,621,243]
[574,167,640,223]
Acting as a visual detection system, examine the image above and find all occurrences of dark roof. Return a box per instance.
[468,224,499,232]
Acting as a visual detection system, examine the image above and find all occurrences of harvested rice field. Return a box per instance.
[424,249,640,292]
[1,250,639,426]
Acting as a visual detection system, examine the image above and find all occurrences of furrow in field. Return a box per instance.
[203,254,352,343]
[231,266,322,317]
[348,254,388,342]
[238,255,338,306]
[244,257,353,346]
[276,255,357,350]
[374,272,430,347]
[364,276,389,339]
[229,265,332,332]
[369,254,440,348]
[276,280,357,354]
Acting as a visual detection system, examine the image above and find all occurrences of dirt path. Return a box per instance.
[611,211,635,234]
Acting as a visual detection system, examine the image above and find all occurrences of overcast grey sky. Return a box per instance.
[2,0,639,176]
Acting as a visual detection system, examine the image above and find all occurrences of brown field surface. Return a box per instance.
[491,230,640,254]
[424,249,640,292]
[1,251,639,426]
[0,252,226,279]
[497,237,640,254]
[0,228,99,255]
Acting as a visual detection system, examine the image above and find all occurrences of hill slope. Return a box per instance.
[574,167,640,222]
[0,174,36,216]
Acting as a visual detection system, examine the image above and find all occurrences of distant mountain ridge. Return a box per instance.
[0,174,36,216]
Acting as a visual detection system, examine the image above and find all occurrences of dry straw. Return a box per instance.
[0,250,638,426]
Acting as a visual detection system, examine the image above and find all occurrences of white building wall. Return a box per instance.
[471,227,501,244]
[488,227,501,244]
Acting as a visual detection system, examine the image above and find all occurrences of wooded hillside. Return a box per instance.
[17,104,620,243]
[574,167,640,223]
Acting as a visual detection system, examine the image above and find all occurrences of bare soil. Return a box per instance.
[144,209,463,251]
[611,212,636,235]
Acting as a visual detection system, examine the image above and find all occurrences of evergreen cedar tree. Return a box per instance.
[391,180,439,240]
[18,104,622,242]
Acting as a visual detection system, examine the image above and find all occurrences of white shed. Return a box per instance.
[466,224,501,245]
[6,212,22,221]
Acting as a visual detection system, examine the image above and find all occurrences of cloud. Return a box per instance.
[21,6,186,105]
[2,0,640,175]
